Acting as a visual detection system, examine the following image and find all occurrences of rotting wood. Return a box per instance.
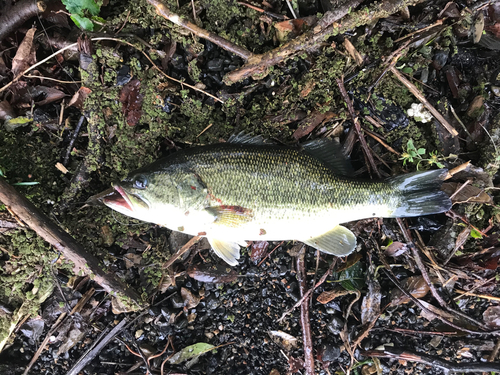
[0,177,142,309]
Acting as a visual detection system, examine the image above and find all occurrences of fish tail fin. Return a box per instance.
[389,169,452,217]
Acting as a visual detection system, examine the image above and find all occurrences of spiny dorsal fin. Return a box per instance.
[301,138,354,177]
[227,131,275,146]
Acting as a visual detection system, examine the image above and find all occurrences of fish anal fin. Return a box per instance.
[303,225,356,256]
[205,206,254,228]
[208,238,241,266]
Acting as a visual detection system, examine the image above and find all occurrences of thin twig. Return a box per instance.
[63,115,86,166]
[162,236,201,269]
[296,245,314,375]
[362,347,500,373]
[390,66,458,136]
[337,77,381,178]
[278,259,336,322]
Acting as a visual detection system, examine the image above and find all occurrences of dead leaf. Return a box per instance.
[317,287,352,304]
[390,276,430,305]
[292,110,336,139]
[123,253,141,269]
[483,305,500,329]
[453,226,471,254]
[384,241,409,257]
[269,330,298,350]
[27,86,67,106]
[344,38,364,65]
[361,277,381,324]
[250,241,269,263]
[12,28,37,76]
[181,287,200,309]
[441,182,493,204]
[0,101,16,120]
[68,87,92,111]
[119,78,144,126]
[274,16,317,42]
[187,264,238,283]
[300,80,316,98]
[418,300,456,322]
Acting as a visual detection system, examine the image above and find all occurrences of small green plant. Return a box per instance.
[0,167,39,186]
[61,0,102,31]
[400,139,447,170]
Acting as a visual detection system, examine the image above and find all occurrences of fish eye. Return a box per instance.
[134,175,148,189]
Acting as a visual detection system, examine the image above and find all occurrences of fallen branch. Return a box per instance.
[146,0,252,60]
[362,347,500,373]
[296,245,314,375]
[0,177,142,309]
[225,0,425,84]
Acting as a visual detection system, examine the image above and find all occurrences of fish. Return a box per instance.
[94,134,452,266]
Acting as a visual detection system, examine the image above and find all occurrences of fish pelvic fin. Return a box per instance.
[303,225,357,256]
[389,169,452,217]
[208,238,242,266]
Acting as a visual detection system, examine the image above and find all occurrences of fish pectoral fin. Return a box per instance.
[303,225,357,256]
[208,238,242,266]
[204,206,254,228]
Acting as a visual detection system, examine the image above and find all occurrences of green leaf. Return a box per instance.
[470,229,483,239]
[62,0,100,15]
[402,67,413,74]
[70,14,94,31]
[12,182,40,186]
[339,262,365,291]
[168,343,215,364]
[417,148,426,155]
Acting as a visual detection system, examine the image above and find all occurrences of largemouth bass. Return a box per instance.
[95,136,451,265]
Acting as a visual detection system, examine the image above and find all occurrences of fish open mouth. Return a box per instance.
[103,185,134,212]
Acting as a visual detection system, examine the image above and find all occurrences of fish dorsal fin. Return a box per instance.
[227,131,274,145]
[208,238,241,266]
[303,225,357,256]
[301,138,354,176]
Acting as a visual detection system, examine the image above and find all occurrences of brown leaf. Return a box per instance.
[454,226,471,254]
[361,277,381,325]
[317,288,351,304]
[344,38,364,65]
[27,86,67,106]
[187,264,238,283]
[390,276,430,306]
[441,182,493,204]
[384,241,409,257]
[68,87,92,111]
[12,28,37,76]
[292,110,336,139]
[483,305,500,329]
[181,287,200,309]
[123,253,142,269]
[119,78,144,126]
[0,101,16,120]
[250,241,269,263]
